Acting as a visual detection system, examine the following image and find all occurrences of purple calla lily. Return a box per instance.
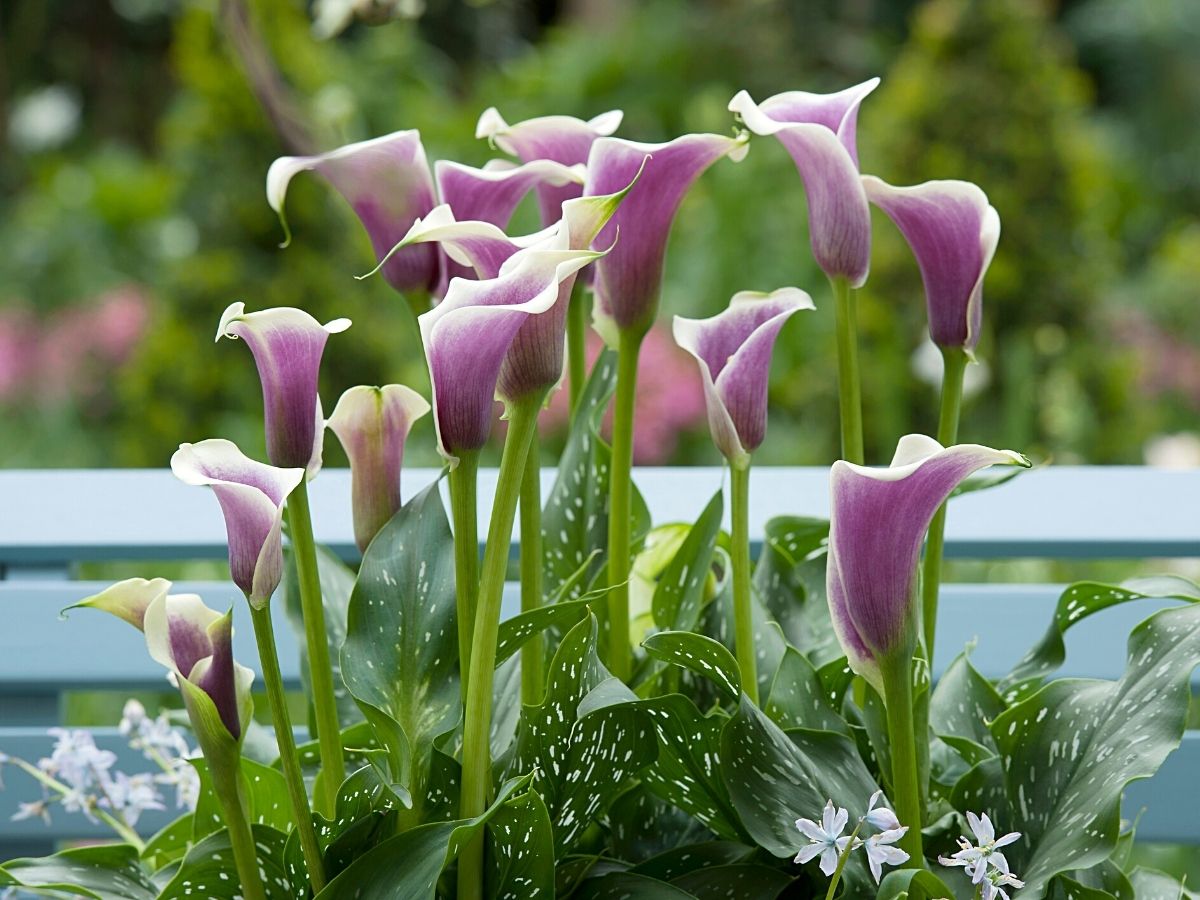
[327,384,430,553]
[171,439,304,608]
[477,107,623,225]
[862,177,1001,356]
[729,80,879,287]
[73,578,254,741]
[267,130,441,295]
[673,287,814,466]
[419,238,609,464]
[586,131,749,344]
[217,303,350,474]
[828,434,1028,689]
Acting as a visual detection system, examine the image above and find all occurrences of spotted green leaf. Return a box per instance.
[0,844,157,900]
[159,825,293,899]
[651,489,723,632]
[628,840,754,880]
[999,577,1200,702]
[671,864,794,898]
[642,630,741,704]
[930,651,1006,751]
[1129,867,1193,900]
[487,788,555,899]
[984,602,1200,897]
[311,773,533,899]
[191,756,294,841]
[752,516,840,665]
[875,868,957,900]
[574,871,699,898]
[341,480,459,813]
[765,646,850,735]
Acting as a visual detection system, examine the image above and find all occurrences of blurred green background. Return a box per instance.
[2,0,1198,471]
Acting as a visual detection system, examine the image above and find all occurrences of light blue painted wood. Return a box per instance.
[2,466,1198,565]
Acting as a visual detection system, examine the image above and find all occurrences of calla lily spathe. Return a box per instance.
[71,578,253,742]
[419,238,609,464]
[729,79,879,287]
[673,287,814,467]
[327,384,430,553]
[217,303,350,473]
[267,130,441,294]
[828,434,1029,690]
[585,131,749,345]
[862,177,1000,356]
[476,107,623,225]
[171,439,304,608]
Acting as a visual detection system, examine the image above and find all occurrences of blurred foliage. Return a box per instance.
[0,0,1197,470]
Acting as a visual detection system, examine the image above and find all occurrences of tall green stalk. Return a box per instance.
[832,277,864,465]
[457,394,543,900]
[519,430,545,705]
[920,347,967,660]
[208,760,268,900]
[880,653,924,865]
[285,481,344,817]
[567,280,589,415]
[248,604,326,891]
[606,328,644,682]
[730,461,758,704]
[448,448,481,689]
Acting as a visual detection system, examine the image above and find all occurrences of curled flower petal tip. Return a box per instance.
[673,287,814,465]
[862,176,1001,355]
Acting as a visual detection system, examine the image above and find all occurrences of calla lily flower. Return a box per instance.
[476,107,623,225]
[217,302,350,473]
[729,80,879,287]
[673,287,814,467]
[420,238,609,464]
[327,384,430,552]
[862,177,1001,356]
[828,434,1029,690]
[586,131,750,345]
[71,578,253,742]
[267,130,441,294]
[171,439,304,608]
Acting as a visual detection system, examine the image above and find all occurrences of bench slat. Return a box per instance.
[3,467,1198,566]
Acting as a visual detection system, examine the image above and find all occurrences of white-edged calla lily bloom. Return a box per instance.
[828,434,1029,691]
[863,177,1000,357]
[673,287,814,467]
[70,578,253,743]
[217,303,350,474]
[327,384,429,553]
[171,439,304,608]
[729,79,879,287]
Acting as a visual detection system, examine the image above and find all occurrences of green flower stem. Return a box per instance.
[730,460,758,705]
[832,276,864,465]
[449,448,481,689]
[285,479,344,817]
[208,756,268,900]
[519,429,545,705]
[249,604,327,892]
[920,346,967,661]
[824,819,865,900]
[606,328,644,682]
[10,757,144,850]
[457,393,543,900]
[880,653,925,866]
[567,279,589,415]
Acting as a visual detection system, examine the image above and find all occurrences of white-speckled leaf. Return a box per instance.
[628,840,755,881]
[765,646,851,735]
[486,789,555,899]
[0,845,157,900]
[651,490,723,632]
[751,516,840,664]
[1000,577,1200,702]
[1129,867,1191,900]
[341,480,459,812]
[160,824,293,899]
[670,863,794,899]
[574,871,699,898]
[191,757,294,841]
[930,651,1006,751]
[986,602,1200,897]
[642,631,742,705]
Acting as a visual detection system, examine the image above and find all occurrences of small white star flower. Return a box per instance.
[11,800,51,825]
[863,827,910,882]
[939,811,1022,892]
[795,799,854,875]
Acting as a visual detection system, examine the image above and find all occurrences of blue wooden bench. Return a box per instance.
[2,466,1198,858]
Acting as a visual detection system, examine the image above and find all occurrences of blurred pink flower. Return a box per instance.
[1116,311,1200,411]
[541,323,706,463]
[0,287,150,404]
